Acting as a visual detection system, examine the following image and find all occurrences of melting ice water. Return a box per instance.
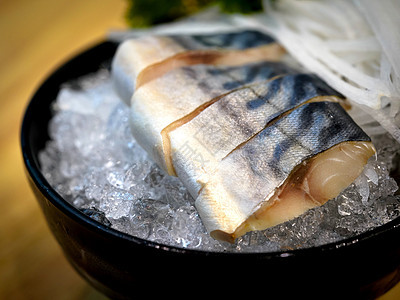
[39,69,400,252]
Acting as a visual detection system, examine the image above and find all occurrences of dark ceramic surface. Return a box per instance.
[21,41,400,299]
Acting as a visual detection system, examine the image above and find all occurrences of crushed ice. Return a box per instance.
[39,69,400,252]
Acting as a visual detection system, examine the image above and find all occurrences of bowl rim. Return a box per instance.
[20,39,400,258]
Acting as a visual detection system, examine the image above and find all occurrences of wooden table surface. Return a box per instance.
[1,0,400,299]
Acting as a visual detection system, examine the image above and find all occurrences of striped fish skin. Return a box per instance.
[195,101,374,242]
[130,62,297,173]
[111,30,283,105]
[169,30,276,51]
[178,61,299,98]
[241,102,370,178]
[169,73,345,196]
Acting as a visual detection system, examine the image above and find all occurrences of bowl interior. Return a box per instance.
[21,40,400,255]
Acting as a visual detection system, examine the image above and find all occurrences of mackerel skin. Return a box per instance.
[195,101,371,238]
[170,73,345,196]
[131,62,297,172]
[169,30,275,51]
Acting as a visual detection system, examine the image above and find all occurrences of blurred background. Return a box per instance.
[0,0,126,299]
[0,0,399,299]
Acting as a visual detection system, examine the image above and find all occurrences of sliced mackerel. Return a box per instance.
[111,30,285,105]
[168,73,346,196]
[195,101,374,242]
[131,62,298,173]
[112,30,376,242]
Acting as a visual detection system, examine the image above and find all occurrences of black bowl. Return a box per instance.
[21,41,400,299]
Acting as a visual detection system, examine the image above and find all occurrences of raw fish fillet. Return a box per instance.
[195,101,374,242]
[168,73,346,196]
[111,30,285,105]
[112,30,375,242]
[131,62,298,173]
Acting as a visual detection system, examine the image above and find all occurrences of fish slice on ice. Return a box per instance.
[168,73,346,196]
[111,30,285,105]
[195,101,374,242]
[131,62,298,173]
[112,30,375,242]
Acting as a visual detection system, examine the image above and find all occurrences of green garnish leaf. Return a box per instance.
[125,0,264,28]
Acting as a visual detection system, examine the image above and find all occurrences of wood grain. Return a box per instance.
[0,0,126,299]
[0,0,399,299]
